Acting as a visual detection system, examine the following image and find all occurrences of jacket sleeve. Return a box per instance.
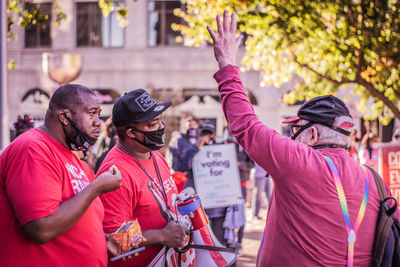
[176,144,199,172]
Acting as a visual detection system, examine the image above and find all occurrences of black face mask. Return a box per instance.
[131,127,165,150]
[63,115,97,151]
[186,128,198,138]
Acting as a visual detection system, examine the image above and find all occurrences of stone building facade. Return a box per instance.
[7,0,293,142]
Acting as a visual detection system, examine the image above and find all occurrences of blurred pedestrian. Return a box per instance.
[14,114,35,137]
[252,163,273,220]
[0,84,121,267]
[207,11,388,266]
[358,133,379,171]
[348,129,360,162]
[226,132,254,253]
[392,128,400,143]
[177,120,215,189]
[168,116,199,188]
[94,120,118,173]
[174,121,231,244]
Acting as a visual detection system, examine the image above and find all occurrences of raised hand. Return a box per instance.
[196,135,211,148]
[207,10,243,69]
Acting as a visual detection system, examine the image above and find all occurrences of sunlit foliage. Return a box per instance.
[175,0,400,123]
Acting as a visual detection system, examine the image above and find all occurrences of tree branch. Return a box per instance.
[356,77,400,119]
[392,87,400,99]
[356,48,364,78]
[292,53,352,85]
[345,0,357,25]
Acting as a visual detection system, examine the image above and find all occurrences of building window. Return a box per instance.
[24,3,52,48]
[148,0,184,46]
[76,2,124,48]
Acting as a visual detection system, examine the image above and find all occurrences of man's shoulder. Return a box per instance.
[3,129,66,162]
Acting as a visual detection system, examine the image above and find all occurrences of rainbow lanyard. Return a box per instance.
[324,155,369,267]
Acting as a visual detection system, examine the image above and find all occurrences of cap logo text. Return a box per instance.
[135,92,156,112]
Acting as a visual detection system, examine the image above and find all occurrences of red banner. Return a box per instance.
[379,143,400,204]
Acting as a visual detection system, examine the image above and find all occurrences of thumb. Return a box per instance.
[236,34,244,47]
[109,164,118,175]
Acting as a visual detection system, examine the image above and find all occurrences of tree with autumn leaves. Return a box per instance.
[174,0,400,124]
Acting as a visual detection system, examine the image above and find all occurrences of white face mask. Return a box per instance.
[189,138,197,145]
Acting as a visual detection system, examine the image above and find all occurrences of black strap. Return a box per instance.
[312,144,348,150]
[186,244,236,253]
[364,165,387,201]
[174,232,236,253]
[363,165,398,214]
[365,165,390,267]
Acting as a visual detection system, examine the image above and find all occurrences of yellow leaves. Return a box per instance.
[98,0,112,17]
[117,6,128,19]
[7,60,15,71]
[174,0,400,121]
[8,1,18,9]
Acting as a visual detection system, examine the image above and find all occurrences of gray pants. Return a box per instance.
[251,178,273,216]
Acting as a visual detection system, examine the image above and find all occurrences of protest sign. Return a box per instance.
[378,143,400,205]
[192,144,242,208]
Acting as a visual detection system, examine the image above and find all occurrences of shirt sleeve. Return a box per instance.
[213,65,324,182]
[6,158,62,226]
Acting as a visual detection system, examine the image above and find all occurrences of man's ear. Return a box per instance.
[309,126,319,146]
[126,128,135,139]
[58,110,69,126]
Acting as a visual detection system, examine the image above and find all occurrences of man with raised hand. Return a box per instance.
[207,11,384,266]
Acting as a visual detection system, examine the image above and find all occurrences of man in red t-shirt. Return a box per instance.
[97,89,188,266]
[0,84,122,267]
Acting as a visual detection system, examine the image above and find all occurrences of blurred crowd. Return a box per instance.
[348,127,400,172]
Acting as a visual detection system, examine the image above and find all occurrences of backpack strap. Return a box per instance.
[363,165,399,216]
[364,165,387,201]
[363,165,400,267]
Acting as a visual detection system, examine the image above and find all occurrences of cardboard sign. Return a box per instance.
[192,144,242,209]
[378,143,400,205]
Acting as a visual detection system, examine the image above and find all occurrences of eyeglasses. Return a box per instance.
[290,122,314,140]
[291,124,304,135]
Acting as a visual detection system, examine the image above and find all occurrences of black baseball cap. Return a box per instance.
[199,121,216,134]
[282,95,353,132]
[112,89,171,127]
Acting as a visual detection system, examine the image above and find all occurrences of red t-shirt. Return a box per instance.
[0,129,107,267]
[97,146,179,267]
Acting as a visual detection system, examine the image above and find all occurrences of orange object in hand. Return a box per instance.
[113,219,146,254]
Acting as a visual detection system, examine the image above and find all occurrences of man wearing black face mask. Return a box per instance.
[168,116,199,186]
[96,89,188,266]
[0,84,122,267]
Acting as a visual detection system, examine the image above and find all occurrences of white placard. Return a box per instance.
[192,144,242,208]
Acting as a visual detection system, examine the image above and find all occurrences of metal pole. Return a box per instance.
[0,0,10,151]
